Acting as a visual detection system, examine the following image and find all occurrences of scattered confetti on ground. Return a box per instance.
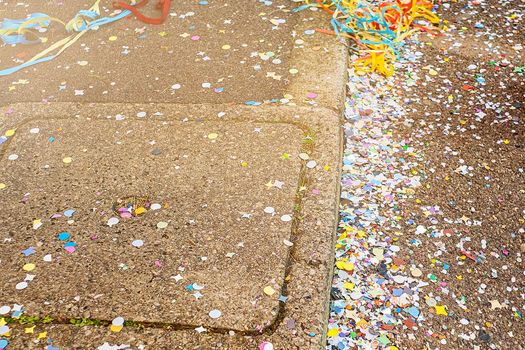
[0,1,350,348]
[0,0,523,349]
[328,0,524,349]
[1,0,299,105]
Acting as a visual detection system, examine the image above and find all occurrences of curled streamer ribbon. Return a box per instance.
[0,0,170,76]
[295,0,440,76]
[0,13,64,45]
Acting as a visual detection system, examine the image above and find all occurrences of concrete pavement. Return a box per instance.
[0,1,347,349]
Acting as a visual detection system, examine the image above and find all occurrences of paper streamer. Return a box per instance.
[295,0,440,76]
[0,12,65,45]
[114,0,171,25]
[0,0,170,76]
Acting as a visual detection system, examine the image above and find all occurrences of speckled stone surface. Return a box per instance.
[1,103,342,349]
[0,1,347,348]
[0,0,346,109]
[1,113,305,329]
[1,0,297,104]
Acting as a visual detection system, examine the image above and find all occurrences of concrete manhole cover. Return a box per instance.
[0,116,310,331]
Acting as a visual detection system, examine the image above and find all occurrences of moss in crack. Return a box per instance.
[303,131,316,148]
[3,315,54,325]
[70,318,104,327]
[124,320,145,330]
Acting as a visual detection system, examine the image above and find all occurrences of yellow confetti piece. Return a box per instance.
[23,263,36,272]
[241,161,248,167]
[222,44,231,50]
[25,325,36,334]
[343,282,354,290]
[110,325,123,332]
[336,261,355,271]
[108,36,118,41]
[356,319,368,328]
[134,207,146,216]
[289,68,299,74]
[435,305,448,316]
[263,286,275,296]
[207,133,218,140]
[63,157,72,164]
[5,129,15,137]
[0,183,5,190]
[327,328,339,337]
[37,331,47,339]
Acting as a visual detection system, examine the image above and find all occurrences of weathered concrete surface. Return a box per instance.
[0,0,346,109]
[1,113,304,329]
[1,0,297,104]
[1,102,342,349]
[0,1,347,348]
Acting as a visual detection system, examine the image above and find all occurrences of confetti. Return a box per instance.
[263,286,275,296]
[208,309,222,319]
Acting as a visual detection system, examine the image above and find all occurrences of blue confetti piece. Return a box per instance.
[278,295,288,302]
[22,247,36,256]
[58,232,70,241]
[392,288,404,297]
[407,306,420,318]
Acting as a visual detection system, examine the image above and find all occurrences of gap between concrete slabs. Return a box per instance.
[0,6,348,349]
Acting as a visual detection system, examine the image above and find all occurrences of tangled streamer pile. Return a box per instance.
[295,0,440,76]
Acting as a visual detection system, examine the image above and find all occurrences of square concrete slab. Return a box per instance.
[0,114,307,330]
[0,102,342,349]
